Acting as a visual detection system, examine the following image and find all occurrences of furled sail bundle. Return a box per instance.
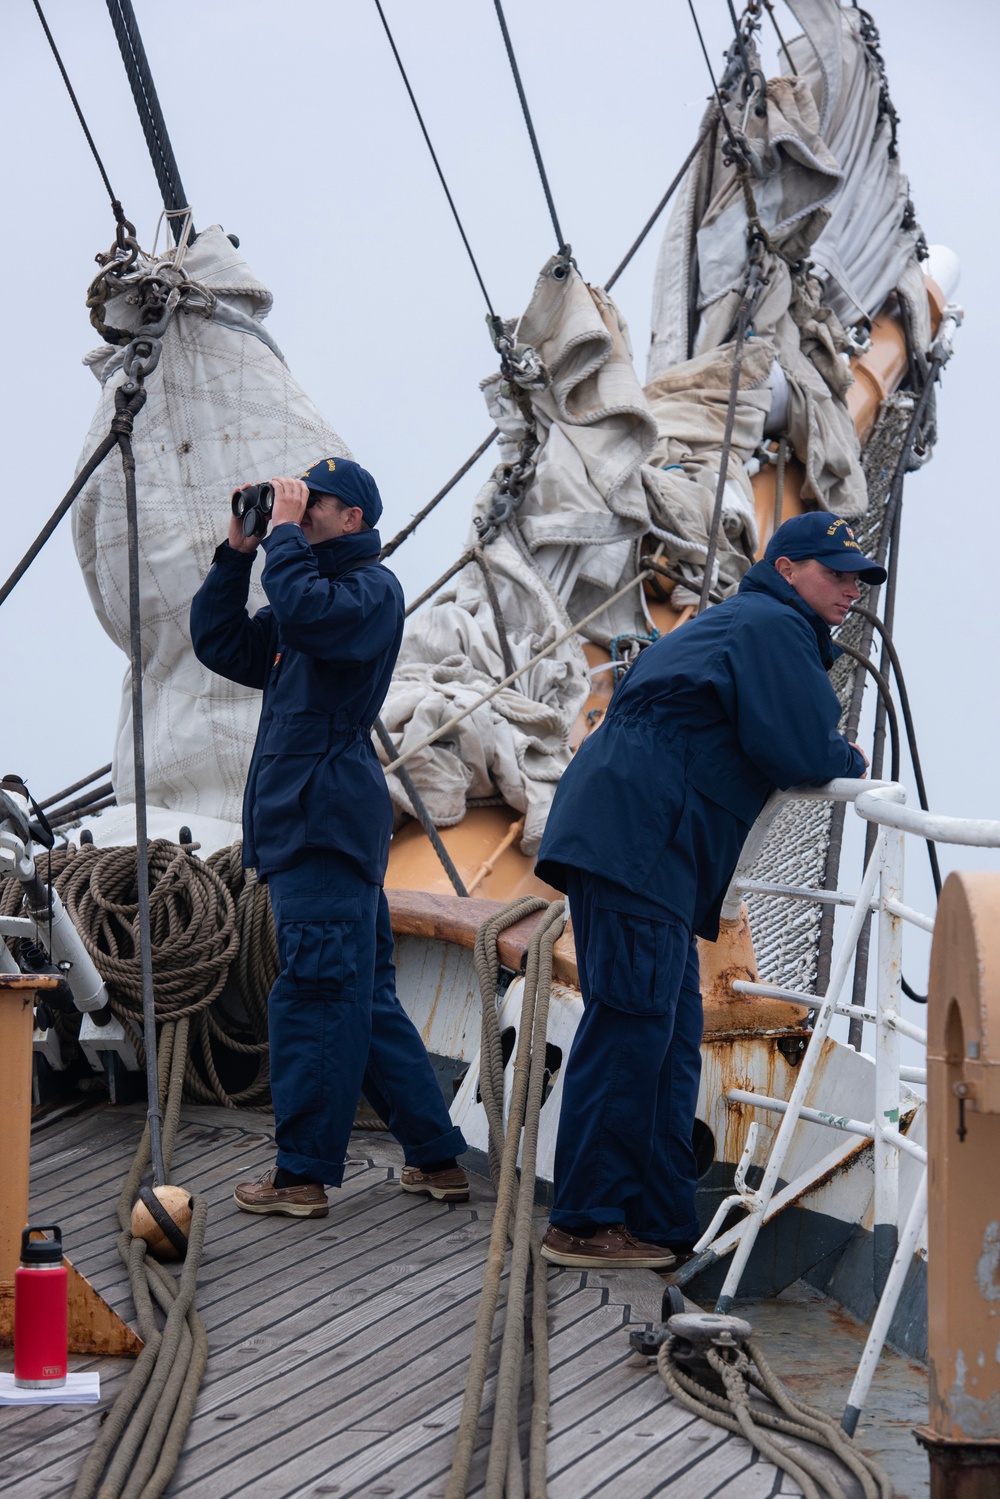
[378,255,658,852]
[645,0,929,602]
[73,226,350,829]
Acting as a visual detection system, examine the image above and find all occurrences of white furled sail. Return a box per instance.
[378,256,656,853]
[73,226,350,828]
[645,0,932,600]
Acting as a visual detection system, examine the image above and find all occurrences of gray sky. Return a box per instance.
[1,0,997,996]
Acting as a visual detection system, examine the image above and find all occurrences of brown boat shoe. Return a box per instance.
[540,1224,676,1270]
[233,1167,328,1219]
[400,1164,470,1202]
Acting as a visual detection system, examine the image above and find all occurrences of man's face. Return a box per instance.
[299,494,364,545]
[775,557,861,627]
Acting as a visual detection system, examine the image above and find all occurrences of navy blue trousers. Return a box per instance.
[549,870,703,1245]
[265,851,466,1185]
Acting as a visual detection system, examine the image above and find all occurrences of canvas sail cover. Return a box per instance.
[379,257,657,853]
[73,226,350,828]
[645,0,929,599]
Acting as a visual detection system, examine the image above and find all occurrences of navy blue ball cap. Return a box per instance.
[764,512,886,583]
[300,457,383,528]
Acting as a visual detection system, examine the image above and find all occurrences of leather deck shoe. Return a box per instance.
[234,1168,328,1218]
[400,1165,470,1202]
[540,1224,676,1270]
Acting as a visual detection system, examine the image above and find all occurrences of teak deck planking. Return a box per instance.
[0,1103,928,1497]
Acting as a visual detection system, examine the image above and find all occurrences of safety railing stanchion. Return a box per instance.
[874,820,904,1298]
[714,829,888,1313]
[842,1167,928,1435]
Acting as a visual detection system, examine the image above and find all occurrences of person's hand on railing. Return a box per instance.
[849,742,870,779]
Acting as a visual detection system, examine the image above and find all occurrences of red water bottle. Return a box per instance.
[14,1225,67,1388]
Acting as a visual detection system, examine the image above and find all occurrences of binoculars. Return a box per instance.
[231,483,322,539]
[231,483,275,539]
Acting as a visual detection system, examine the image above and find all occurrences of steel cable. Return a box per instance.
[104,0,190,240]
[372,719,470,897]
[697,269,761,613]
[0,425,126,610]
[30,0,127,222]
[815,369,943,1015]
[492,0,567,254]
[372,0,497,316]
[852,607,942,896]
[829,641,900,783]
[380,432,499,559]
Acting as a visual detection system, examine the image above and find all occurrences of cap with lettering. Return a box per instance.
[300,457,383,529]
[764,513,886,583]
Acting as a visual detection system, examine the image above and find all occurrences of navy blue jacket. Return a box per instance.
[536,562,866,940]
[190,524,404,880]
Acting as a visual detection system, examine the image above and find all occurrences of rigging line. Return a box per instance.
[492,0,567,255]
[852,606,942,897]
[0,429,120,610]
[372,0,497,317]
[372,717,469,897]
[104,0,190,242]
[605,121,713,291]
[381,114,706,562]
[817,373,942,1015]
[725,0,757,85]
[831,642,900,785]
[381,430,499,559]
[30,0,125,220]
[38,765,114,813]
[404,547,479,618]
[762,0,797,75]
[385,567,655,778]
[685,0,744,159]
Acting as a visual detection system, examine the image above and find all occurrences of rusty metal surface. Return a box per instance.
[743,1279,929,1498]
[925,872,1000,1450]
[699,904,811,1037]
[0,976,62,1288]
[0,1256,142,1358]
[914,1428,1000,1499]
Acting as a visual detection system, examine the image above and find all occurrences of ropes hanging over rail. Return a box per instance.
[446,896,565,1498]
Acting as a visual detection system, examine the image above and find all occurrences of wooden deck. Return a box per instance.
[1,1103,929,1497]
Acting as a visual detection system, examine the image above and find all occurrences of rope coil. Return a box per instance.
[657,1330,895,1499]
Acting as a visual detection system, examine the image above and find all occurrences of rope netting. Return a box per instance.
[743,395,914,992]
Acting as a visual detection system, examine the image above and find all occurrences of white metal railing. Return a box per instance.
[699,776,1000,1426]
[709,778,1000,1302]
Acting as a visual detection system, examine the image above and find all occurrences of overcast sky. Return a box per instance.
[1,0,997,1001]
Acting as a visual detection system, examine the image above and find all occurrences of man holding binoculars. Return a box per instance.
[191,457,467,1219]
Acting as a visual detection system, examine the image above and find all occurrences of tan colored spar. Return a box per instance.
[0,974,142,1357]
[915,871,1000,1496]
